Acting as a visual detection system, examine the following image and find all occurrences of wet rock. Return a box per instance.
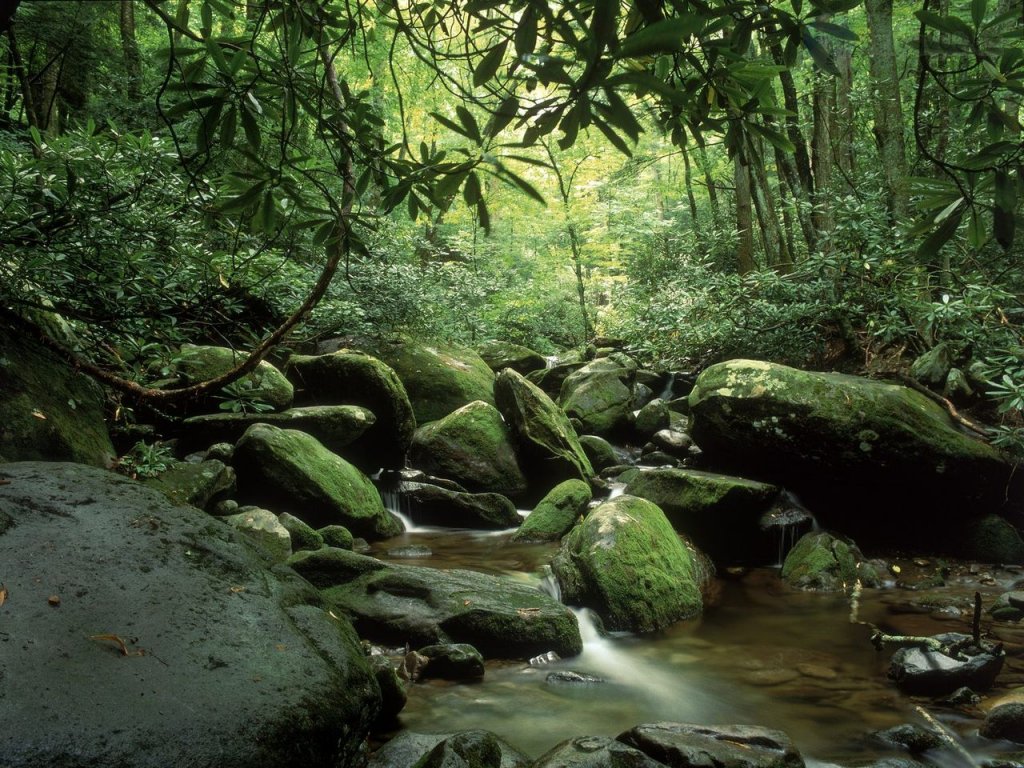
[579,434,620,473]
[962,515,1024,565]
[888,632,1004,695]
[278,512,323,551]
[318,524,354,550]
[634,398,671,439]
[169,343,294,411]
[781,531,881,591]
[528,360,588,398]
[552,495,703,632]
[387,545,433,558]
[618,722,805,768]
[222,506,291,561]
[638,448,681,467]
[0,462,379,768]
[0,323,116,467]
[990,591,1024,621]
[939,686,981,706]
[650,428,693,458]
[406,731,530,768]
[369,655,407,724]
[559,358,637,438]
[624,467,780,564]
[495,369,594,490]
[409,400,528,498]
[418,643,486,680]
[369,732,530,768]
[512,479,592,542]
[288,547,583,659]
[143,458,236,512]
[285,350,415,470]
[873,724,944,754]
[545,671,606,685]
[476,340,547,375]
[179,405,376,457]
[232,423,402,540]
[402,482,520,529]
[982,703,1024,744]
[533,736,664,768]
[687,359,1014,549]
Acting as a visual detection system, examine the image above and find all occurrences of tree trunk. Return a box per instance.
[746,134,792,272]
[864,0,911,224]
[681,142,700,236]
[768,37,814,197]
[697,144,722,230]
[811,68,836,246]
[835,46,856,190]
[120,0,142,103]
[733,151,756,274]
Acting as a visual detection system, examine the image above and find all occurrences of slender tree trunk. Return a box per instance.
[680,143,700,236]
[746,134,792,272]
[767,37,814,197]
[733,151,756,274]
[120,0,142,103]
[6,28,38,131]
[811,68,836,247]
[865,0,911,223]
[697,144,722,230]
[835,46,856,191]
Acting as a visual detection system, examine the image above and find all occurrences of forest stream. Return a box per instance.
[368,501,1024,767]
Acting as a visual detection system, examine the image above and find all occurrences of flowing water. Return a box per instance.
[369,514,1024,765]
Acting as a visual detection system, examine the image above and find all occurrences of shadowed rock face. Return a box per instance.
[0,461,381,768]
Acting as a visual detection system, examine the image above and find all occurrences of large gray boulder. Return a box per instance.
[476,340,547,375]
[401,482,520,529]
[0,462,380,768]
[558,358,637,438]
[368,731,531,768]
[552,495,703,633]
[285,350,415,470]
[232,423,402,540]
[408,401,528,498]
[288,547,583,659]
[688,359,1016,546]
[0,323,115,467]
[618,722,805,768]
[533,736,664,768]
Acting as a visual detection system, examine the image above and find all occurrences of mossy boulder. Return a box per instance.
[402,482,520,529]
[369,731,530,768]
[232,423,401,540]
[688,359,1014,546]
[624,468,780,565]
[222,506,292,561]
[336,337,496,424]
[781,531,881,591]
[634,398,671,439]
[960,514,1024,564]
[494,369,594,493]
[558,359,637,437]
[512,479,592,542]
[144,459,236,512]
[551,495,703,632]
[179,405,375,456]
[288,547,583,659]
[578,434,619,473]
[0,323,115,467]
[285,351,415,470]
[408,401,528,498]
[170,344,293,411]
[477,340,547,375]
[527,360,588,398]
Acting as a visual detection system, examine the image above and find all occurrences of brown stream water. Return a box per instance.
[367,523,1024,766]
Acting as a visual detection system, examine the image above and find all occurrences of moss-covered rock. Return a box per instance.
[578,434,619,473]
[179,405,375,456]
[477,340,547,375]
[369,655,408,725]
[781,531,881,591]
[278,512,324,551]
[222,506,292,561]
[417,643,486,680]
[0,323,115,467]
[961,514,1024,564]
[634,398,671,439]
[624,467,780,565]
[402,482,520,529]
[288,547,583,659]
[552,495,703,632]
[338,337,496,424]
[232,423,401,539]
[409,401,528,498]
[558,359,637,437]
[170,344,293,411]
[527,360,588,398]
[618,722,805,768]
[512,479,592,542]
[688,359,1014,546]
[494,369,594,492]
[143,459,236,512]
[318,524,354,550]
[285,351,415,470]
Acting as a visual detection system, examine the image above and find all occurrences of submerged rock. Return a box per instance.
[417,643,486,680]
[409,400,528,498]
[552,495,703,632]
[981,703,1024,744]
[232,423,402,540]
[618,722,805,768]
[533,736,663,768]
[781,531,881,591]
[288,547,583,659]
[0,462,380,768]
[512,479,592,543]
[888,632,1004,695]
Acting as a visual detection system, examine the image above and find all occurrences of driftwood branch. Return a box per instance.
[872,370,990,439]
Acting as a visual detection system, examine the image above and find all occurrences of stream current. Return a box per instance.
[368,511,1024,765]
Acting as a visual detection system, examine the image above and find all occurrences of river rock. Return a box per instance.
[285,350,415,470]
[279,512,324,551]
[232,423,402,539]
[533,736,664,768]
[650,428,693,459]
[634,398,671,440]
[512,479,592,542]
[552,495,703,632]
[0,322,115,467]
[781,531,881,591]
[0,462,380,768]
[169,343,294,411]
[559,358,637,438]
[989,591,1024,621]
[624,467,780,564]
[143,458,235,512]
[417,643,486,680]
[408,401,528,498]
[179,405,375,456]
[402,482,520,529]
[288,547,583,659]
[319,524,354,549]
[688,359,1015,547]
[888,632,1004,695]
[477,340,547,375]
[528,359,588,397]
[369,655,407,724]
[579,434,619,473]
[961,514,1024,564]
[368,731,531,768]
[222,506,292,560]
[618,722,805,768]
[981,703,1024,744]
[494,369,594,492]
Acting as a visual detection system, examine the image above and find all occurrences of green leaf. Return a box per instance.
[747,121,796,153]
[801,29,839,75]
[463,171,482,205]
[515,6,538,56]
[477,197,491,232]
[917,210,962,262]
[592,116,633,156]
[967,208,987,249]
[456,106,482,143]
[219,180,267,214]
[487,96,520,138]
[496,166,545,205]
[616,16,704,59]
[474,41,508,87]
[256,190,276,232]
[915,10,974,39]
[591,0,619,51]
[220,105,237,147]
[240,104,261,151]
[971,0,987,28]
[809,20,858,42]
[994,206,1015,249]
[995,169,1017,214]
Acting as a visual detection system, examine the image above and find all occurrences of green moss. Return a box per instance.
[781,531,880,591]
[512,479,592,542]
[174,344,293,411]
[559,361,635,437]
[961,515,1024,564]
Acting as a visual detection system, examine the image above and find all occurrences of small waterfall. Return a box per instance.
[606,483,626,500]
[539,568,562,602]
[759,490,818,566]
[544,355,558,369]
[657,372,676,402]
[380,483,425,532]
